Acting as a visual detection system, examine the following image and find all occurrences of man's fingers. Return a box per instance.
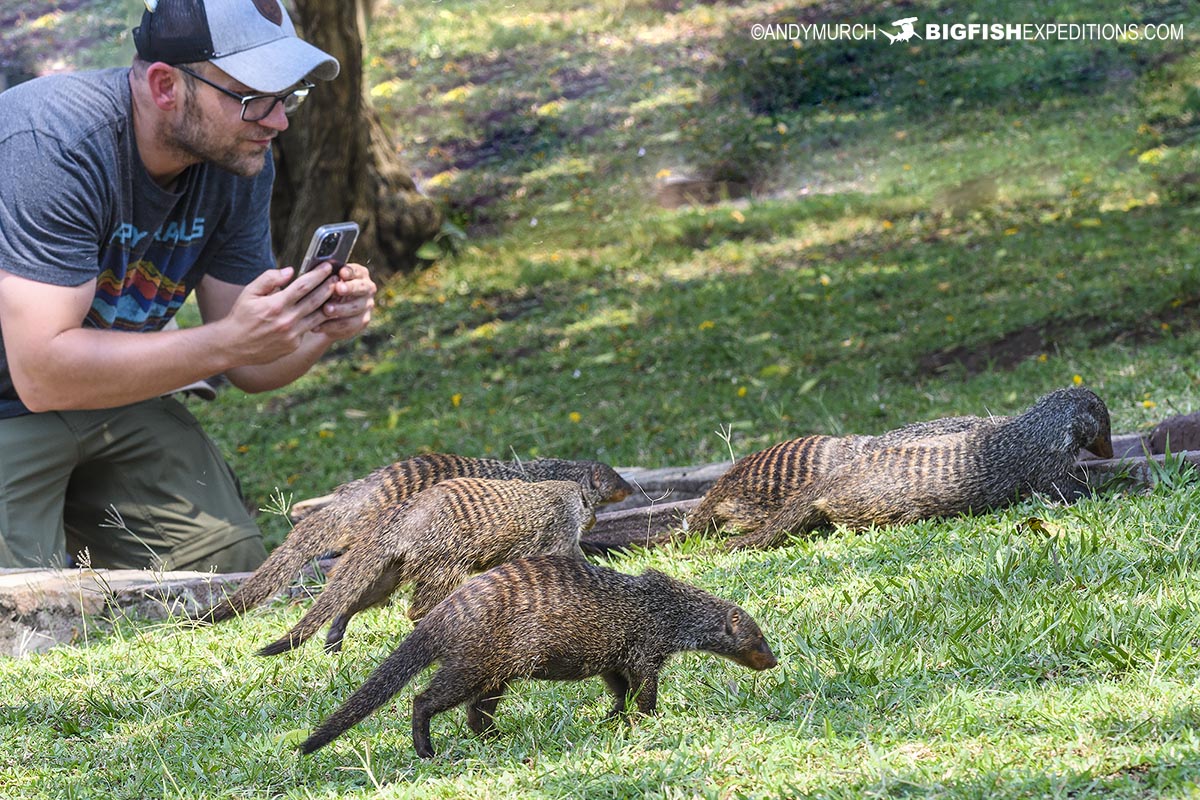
[283,263,335,302]
[332,263,376,298]
[314,311,372,338]
[336,263,370,282]
[247,267,295,295]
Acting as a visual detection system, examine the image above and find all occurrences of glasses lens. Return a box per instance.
[241,85,312,122]
[282,87,310,116]
[238,85,312,122]
[243,95,278,122]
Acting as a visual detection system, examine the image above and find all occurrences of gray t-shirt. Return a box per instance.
[0,67,274,416]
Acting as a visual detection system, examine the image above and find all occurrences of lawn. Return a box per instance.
[2,0,1200,797]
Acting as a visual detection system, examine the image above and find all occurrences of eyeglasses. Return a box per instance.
[175,65,314,122]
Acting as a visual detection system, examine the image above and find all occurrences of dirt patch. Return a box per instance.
[917,318,1082,375]
[436,291,545,338]
[918,295,1200,377]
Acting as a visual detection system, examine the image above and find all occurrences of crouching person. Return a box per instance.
[0,0,375,571]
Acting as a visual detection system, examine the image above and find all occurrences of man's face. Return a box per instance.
[166,66,289,178]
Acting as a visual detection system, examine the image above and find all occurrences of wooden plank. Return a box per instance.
[579,499,700,554]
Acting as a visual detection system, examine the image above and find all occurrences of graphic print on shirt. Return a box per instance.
[89,217,207,331]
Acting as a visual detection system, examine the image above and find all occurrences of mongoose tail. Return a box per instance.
[193,505,347,624]
[255,501,423,656]
[193,454,476,625]
[300,626,438,755]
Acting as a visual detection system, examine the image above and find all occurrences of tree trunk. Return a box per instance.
[271,0,441,277]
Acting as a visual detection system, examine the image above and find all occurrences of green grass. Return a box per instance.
[189,0,1200,552]
[4,0,1200,796]
[6,480,1200,798]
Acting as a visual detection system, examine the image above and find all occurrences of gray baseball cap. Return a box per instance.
[133,0,339,93]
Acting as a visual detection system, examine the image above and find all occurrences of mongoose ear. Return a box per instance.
[725,609,740,636]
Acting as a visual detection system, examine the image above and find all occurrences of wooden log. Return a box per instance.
[1078,449,1200,489]
[287,461,733,522]
[579,499,700,555]
[284,434,1159,532]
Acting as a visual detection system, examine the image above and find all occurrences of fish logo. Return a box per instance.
[882,17,921,44]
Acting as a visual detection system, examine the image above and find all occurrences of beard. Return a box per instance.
[164,90,272,178]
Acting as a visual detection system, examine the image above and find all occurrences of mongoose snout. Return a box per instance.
[720,609,779,670]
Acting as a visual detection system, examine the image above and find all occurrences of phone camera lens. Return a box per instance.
[317,233,340,258]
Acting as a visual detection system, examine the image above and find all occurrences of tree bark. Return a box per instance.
[271,0,441,277]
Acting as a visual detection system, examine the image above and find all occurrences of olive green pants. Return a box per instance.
[0,396,266,572]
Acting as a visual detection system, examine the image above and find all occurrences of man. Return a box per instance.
[0,0,377,572]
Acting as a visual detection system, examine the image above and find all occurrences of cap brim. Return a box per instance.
[212,36,339,93]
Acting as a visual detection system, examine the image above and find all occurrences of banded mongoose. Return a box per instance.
[195,454,631,625]
[686,415,993,537]
[257,478,596,656]
[730,387,1113,549]
[298,554,779,757]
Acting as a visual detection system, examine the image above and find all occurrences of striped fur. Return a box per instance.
[686,435,871,535]
[731,387,1113,549]
[299,555,777,757]
[256,478,595,656]
[194,454,630,626]
[687,415,993,537]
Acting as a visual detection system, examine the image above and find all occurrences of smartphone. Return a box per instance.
[297,221,360,277]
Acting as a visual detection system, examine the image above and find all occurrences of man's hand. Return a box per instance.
[212,263,337,365]
[197,261,374,394]
[314,262,376,341]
